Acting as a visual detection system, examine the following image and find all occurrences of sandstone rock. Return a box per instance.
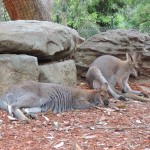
[74,29,150,83]
[0,54,39,94]
[39,60,77,86]
[0,20,84,61]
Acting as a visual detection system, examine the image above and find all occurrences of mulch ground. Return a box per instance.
[0,82,150,150]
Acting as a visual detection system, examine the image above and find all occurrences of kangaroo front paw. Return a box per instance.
[121,89,126,94]
[118,96,127,101]
[7,105,14,117]
[139,92,149,98]
[8,115,18,121]
[26,114,37,119]
[22,108,30,114]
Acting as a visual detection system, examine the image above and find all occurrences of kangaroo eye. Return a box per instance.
[138,62,143,67]
[100,91,106,96]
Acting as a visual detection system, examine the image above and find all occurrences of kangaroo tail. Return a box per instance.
[6,93,30,121]
[123,93,150,102]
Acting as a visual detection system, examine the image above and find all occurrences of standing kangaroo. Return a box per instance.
[0,80,109,121]
[86,52,149,101]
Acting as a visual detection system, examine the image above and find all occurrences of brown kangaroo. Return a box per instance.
[0,80,109,121]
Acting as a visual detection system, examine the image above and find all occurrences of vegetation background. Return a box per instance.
[51,0,150,38]
[0,0,150,38]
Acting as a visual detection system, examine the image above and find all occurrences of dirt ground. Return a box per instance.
[0,82,150,150]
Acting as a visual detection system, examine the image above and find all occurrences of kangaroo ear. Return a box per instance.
[93,80,101,90]
[126,53,133,63]
[133,52,142,61]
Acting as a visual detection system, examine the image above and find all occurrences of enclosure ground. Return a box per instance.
[0,83,150,150]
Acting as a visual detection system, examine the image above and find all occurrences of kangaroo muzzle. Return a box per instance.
[134,68,140,77]
[137,69,141,76]
[103,99,109,107]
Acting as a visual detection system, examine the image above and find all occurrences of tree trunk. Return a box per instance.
[3,0,51,21]
[0,0,2,20]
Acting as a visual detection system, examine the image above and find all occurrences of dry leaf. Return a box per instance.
[46,136,54,139]
[42,115,49,121]
[96,121,107,125]
[82,135,96,139]
[89,126,95,130]
[136,119,142,124]
[0,119,3,124]
[75,143,82,150]
[54,141,64,149]
[53,121,59,130]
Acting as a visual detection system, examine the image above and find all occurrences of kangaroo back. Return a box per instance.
[90,55,122,82]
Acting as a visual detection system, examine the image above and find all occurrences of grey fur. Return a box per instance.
[86,52,148,100]
[0,81,109,120]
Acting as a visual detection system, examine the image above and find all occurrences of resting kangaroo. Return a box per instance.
[86,52,149,101]
[0,80,109,121]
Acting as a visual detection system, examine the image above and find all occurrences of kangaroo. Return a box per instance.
[0,80,109,121]
[86,52,149,101]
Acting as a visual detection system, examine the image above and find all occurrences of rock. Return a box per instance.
[0,20,84,61]
[0,54,39,94]
[73,29,150,83]
[39,60,77,86]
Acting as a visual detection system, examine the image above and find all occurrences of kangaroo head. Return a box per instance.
[92,80,109,107]
[126,52,142,77]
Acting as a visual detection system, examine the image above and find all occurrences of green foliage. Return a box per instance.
[123,0,150,32]
[77,21,100,39]
[0,2,10,21]
[51,0,149,39]
[87,0,127,27]
[52,0,127,38]
[52,0,101,38]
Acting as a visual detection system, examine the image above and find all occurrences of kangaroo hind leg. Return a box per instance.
[86,66,126,100]
[8,94,40,120]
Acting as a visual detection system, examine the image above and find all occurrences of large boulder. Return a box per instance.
[0,20,84,61]
[39,60,77,86]
[74,29,150,83]
[0,54,39,94]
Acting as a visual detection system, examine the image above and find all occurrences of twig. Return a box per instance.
[96,125,150,130]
